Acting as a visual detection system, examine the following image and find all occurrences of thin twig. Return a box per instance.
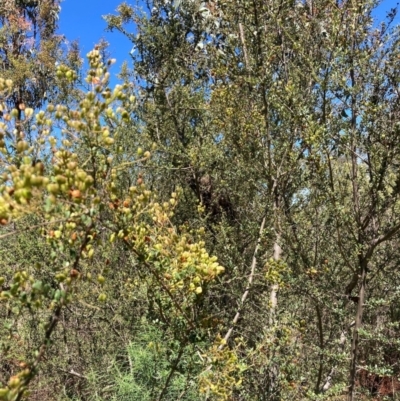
[157,345,185,401]
[239,22,249,69]
[59,369,87,380]
[219,216,266,350]
[0,218,66,240]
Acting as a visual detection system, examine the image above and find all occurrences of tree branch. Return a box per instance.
[219,216,266,350]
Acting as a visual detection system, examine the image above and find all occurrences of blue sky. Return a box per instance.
[58,0,139,78]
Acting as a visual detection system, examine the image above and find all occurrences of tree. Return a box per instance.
[106,0,400,400]
[0,0,62,119]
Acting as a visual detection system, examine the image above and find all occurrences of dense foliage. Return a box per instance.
[1,0,400,400]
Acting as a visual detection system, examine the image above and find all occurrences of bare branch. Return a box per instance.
[219,216,266,350]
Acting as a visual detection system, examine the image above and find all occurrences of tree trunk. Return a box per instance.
[268,230,282,400]
[348,259,367,401]
[269,240,281,325]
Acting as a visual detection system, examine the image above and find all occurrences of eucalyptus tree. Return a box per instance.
[106,0,400,400]
[105,0,325,399]
[0,0,63,117]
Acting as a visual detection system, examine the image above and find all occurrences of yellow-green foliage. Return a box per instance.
[0,49,225,401]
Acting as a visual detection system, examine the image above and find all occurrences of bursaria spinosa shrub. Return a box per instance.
[0,49,225,401]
